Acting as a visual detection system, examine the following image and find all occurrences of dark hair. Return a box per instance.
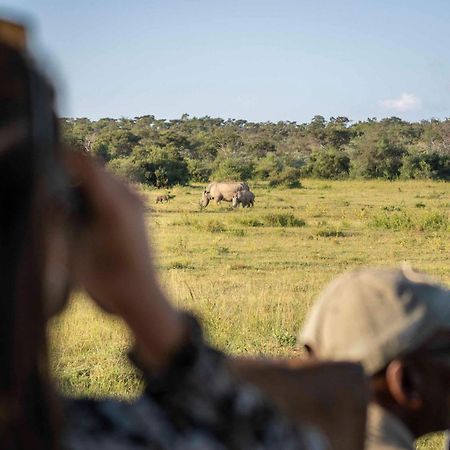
[0,42,60,450]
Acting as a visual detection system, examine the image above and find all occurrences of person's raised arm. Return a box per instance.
[67,152,187,370]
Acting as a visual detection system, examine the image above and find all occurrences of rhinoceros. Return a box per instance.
[232,190,255,208]
[200,181,249,207]
[155,194,169,203]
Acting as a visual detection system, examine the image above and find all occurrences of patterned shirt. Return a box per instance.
[61,316,327,450]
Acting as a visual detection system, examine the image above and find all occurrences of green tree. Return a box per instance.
[305,148,350,179]
[211,157,254,181]
[186,158,212,182]
[325,117,353,148]
[107,157,146,183]
[255,153,283,180]
[268,167,302,188]
[401,150,450,180]
[307,115,327,145]
[133,145,189,187]
[350,127,407,179]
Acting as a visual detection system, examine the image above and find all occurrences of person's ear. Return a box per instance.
[385,360,422,411]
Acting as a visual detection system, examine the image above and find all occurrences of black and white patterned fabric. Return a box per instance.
[61,316,327,450]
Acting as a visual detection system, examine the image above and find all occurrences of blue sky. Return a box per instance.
[2,0,450,122]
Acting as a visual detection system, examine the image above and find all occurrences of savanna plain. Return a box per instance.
[50,179,450,449]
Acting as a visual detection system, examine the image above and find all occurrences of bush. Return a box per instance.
[235,217,264,227]
[351,137,406,179]
[92,130,140,161]
[211,157,254,181]
[371,211,414,231]
[305,148,350,179]
[420,211,449,231]
[268,167,302,188]
[187,158,213,182]
[107,157,146,183]
[133,145,189,187]
[316,229,348,237]
[401,151,450,180]
[254,154,283,180]
[205,220,226,233]
[194,220,227,233]
[235,213,305,228]
[262,213,305,227]
[166,260,194,270]
[371,210,449,231]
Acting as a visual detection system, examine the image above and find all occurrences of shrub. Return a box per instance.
[371,211,414,231]
[316,229,347,237]
[211,157,254,181]
[262,213,306,227]
[235,213,305,228]
[254,154,283,180]
[166,260,194,270]
[401,152,450,180]
[132,145,189,187]
[371,210,449,231]
[420,211,449,231]
[235,217,264,227]
[187,158,212,182]
[268,167,302,188]
[91,129,140,161]
[305,148,350,179]
[107,157,146,183]
[204,220,226,233]
[351,137,406,179]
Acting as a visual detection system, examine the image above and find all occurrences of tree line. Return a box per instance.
[61,115,450,187]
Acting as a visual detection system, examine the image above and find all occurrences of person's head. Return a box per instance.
[0,23,71,449]
[299,266,450,438]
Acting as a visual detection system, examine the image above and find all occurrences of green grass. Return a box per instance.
[49,179,450,449]
[371,208,449,231]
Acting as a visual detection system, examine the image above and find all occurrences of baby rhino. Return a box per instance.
[155,195,170,204]
[232,190,255,208]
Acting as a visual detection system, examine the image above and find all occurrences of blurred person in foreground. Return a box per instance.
[0,27,328,450]
[300,267,450,450]
[0,18,371,450]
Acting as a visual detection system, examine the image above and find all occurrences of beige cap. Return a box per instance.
[300,267,450,374]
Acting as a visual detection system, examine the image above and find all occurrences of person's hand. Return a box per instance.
[67,151,151,314]
[67,152,186,369]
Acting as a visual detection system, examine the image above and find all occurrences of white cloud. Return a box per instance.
[379,93,422,112]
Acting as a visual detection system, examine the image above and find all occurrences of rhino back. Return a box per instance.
[217,182,247,201]
[206,182,217,192]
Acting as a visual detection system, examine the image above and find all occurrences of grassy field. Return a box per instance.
[50,178,450,449]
